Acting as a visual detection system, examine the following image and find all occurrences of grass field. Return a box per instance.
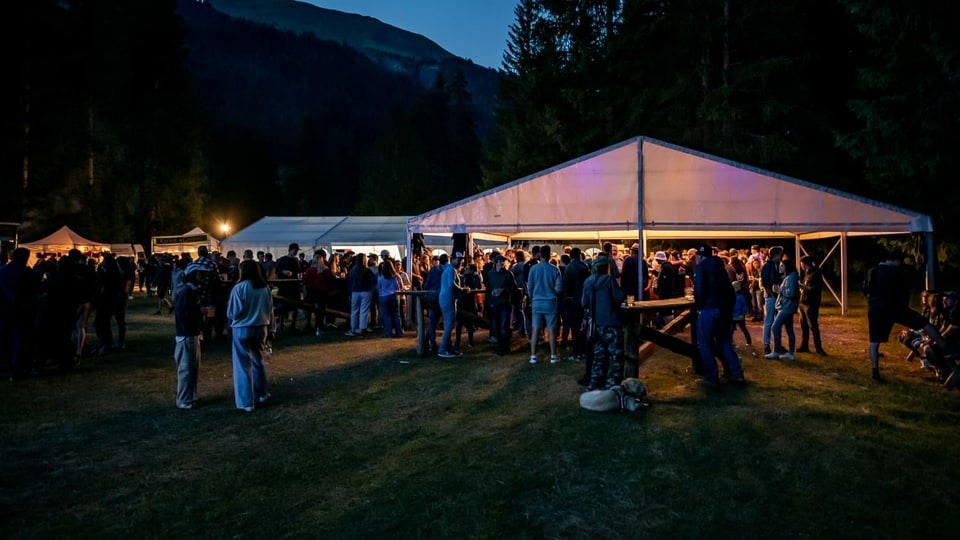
[2,295,959,539]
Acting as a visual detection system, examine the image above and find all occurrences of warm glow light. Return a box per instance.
[220,223,230,235]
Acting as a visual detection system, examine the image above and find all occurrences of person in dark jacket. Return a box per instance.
[581,255,626,390]
[797,256,826,355]
[486,254,517,355]
[0,248,41,376]
[561,248,590,361]
[864,253,944,381]
[173,269,204,409]
[693,245,745,386]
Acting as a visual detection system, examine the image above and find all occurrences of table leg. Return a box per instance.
[415,296,425,357]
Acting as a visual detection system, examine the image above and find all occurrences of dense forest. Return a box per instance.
[3,0,959,267]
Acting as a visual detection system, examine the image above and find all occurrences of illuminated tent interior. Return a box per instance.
[151,227,220,256]
[21,225,110,255]
[407,136,934,314]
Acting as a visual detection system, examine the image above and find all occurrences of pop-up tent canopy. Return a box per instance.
[151,227,219,256]
[408,136,934,314]
[221,216,413,259]
[110,243,146,259]
[21,225,110,255]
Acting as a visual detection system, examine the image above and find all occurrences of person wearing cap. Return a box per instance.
[527,245,563,364]
[692,245,745,386]
[760,246,785,355]
[797,256,826,355]
[864,252,946,381]
[438,252,468,357]
[581,253,626,388]
[185,245,221,340]
[274,243,302,331]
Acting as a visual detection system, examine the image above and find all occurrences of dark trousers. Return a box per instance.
[490,303,513,353]
[799,303,822,350]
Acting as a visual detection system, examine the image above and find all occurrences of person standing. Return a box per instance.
[581,255,626,390]
[0,248,40,377]
[226,260,275,412]
[761,246,784,355]
[693,245,745,386]
[345,253,376,336]
[526,245,562,364]
[486,254,517,356]
[93,253,123,355]
[766,258,800,360]
[864,253,944,381]
[185,246,221,340]
[438,252,467,358]
[797,256,827,355]
[274,243,303,331]
[173,269,204,409]
[377,259,404,338]
[561,247,590,361]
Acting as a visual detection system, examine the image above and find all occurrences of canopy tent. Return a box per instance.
[221,216,413,259]
[21,226,110,255]
[408,136,934,314]
[110,243,146,259]
[151,227,219,256]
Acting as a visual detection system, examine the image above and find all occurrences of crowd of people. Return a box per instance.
[3,238,955,406]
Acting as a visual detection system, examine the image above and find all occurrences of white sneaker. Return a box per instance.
[779,352,795,361]
[763,351,779,359]
[529,356,537,364]
[549,355,559,364]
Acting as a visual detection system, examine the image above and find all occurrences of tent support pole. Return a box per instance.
[841,233,849,317]
[925,231,935,290]
[637,140,644,295]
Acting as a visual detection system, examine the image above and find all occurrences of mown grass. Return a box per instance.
[1,296,959,539]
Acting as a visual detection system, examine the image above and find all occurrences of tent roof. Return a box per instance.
[21,226,110,252]
[221,216,410,254]
[408,137,932,240]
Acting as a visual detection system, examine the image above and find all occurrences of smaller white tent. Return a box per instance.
[221,216,411,259]
[151,227,219,255]
[21,226,110,255]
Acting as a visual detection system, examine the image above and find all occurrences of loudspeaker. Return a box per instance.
[452,233,468,257]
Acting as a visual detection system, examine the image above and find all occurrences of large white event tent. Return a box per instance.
[221,216,412,259]
[407,136,934,315]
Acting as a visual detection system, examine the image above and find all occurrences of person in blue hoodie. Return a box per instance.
[766,258,799,361]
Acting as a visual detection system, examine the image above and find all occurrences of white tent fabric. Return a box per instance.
[151,228,220,255]
[409,137,931,239]
[21,226,110,254]
[408,136,935,314]
[221,216,411,258]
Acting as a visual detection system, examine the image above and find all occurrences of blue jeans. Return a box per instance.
[772,310,796,353]
[379,294,402,337]
[762,296,777,347]
[231,326,269,409]
[440,299,457,353]
[489,302,513,352]
[697,308,744,383]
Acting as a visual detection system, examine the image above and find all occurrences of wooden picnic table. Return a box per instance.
[399,289,487,357]
[620,297,699,371]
